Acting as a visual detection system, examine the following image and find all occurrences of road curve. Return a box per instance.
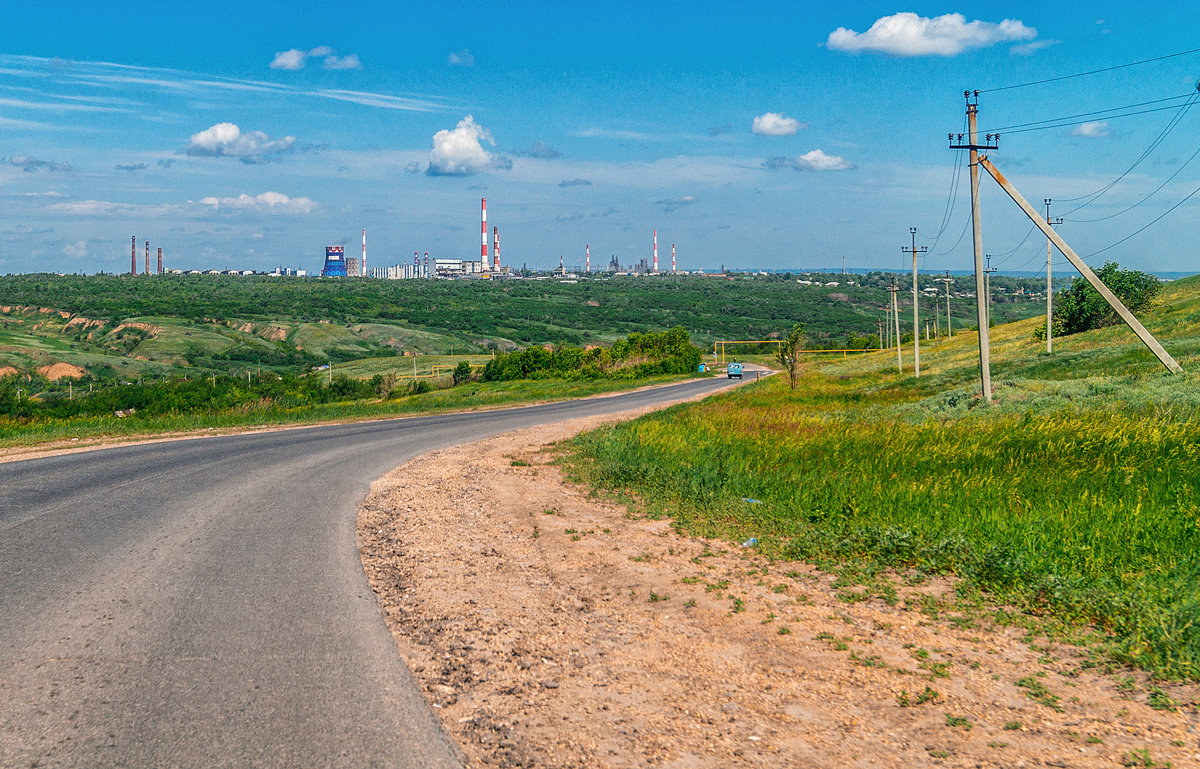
[0,377,735,768]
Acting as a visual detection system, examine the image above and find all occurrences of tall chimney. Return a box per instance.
[653,229,658,273]
[131,235,137,276]
[493,226,500,271]
[424,252,429,278]
[586,244,590,273]
[480,198,488,270]
[145,241,149,276]
[157,247,163,275]
[672,243,676,273]
[361,228,367,278]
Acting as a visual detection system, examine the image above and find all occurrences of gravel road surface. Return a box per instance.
[0,377,735,768]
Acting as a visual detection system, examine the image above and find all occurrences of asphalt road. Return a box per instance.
[0,377,735,768]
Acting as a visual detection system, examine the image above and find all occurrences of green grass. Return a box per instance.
[563,275,1200,680]
[0,373,692,450]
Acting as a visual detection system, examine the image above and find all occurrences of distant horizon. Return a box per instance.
[0,5,1198,277]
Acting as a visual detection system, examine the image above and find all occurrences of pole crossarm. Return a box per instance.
[978,155,1183,374]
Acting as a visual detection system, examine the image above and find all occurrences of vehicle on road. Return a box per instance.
[727,362,744,379]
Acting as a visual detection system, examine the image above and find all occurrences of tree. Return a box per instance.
[775,323,806,390]
[452,361,472,385]
[1053,261,1162,336]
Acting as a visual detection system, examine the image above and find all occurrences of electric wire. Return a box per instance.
[919,114,967,250]
[980,47,1200,94]
[980,92,1195,134]
[1066,142,1200,223]
[997,101,1196,136]
[1084,178,1200,258]
[1057,91,1198,209]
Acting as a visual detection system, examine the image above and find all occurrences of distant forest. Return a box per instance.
[0,272,1049,348]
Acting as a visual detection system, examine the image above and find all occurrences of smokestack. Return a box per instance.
[144,241,149,276]
[157,247,162,275]
[424,251,429,278]
[493,226,500,272]
[586,244,590,274]
[481,198,488,270]
[131,235,137,276]
[362,228,367,278]
[653,229,658,273]
[414,251,419,276]
[559,254,564,273]
[672,243,676,273]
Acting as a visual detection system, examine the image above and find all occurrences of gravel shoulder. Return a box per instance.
[357,410,1198,768]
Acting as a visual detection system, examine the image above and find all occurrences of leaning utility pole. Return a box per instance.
[949,92,998,403]
[903,228,928,377]
[977,155,1182,373]
[889,277,903,373]
[1043,198,1063,353]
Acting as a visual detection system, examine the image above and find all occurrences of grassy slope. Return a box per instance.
[0,373,694,450]
[564,275,1200,680]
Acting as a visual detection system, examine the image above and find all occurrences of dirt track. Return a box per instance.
[358,411,1198,768]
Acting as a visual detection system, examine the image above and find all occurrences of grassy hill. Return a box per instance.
[564,274,1200,680]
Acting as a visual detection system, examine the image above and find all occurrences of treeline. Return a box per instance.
[0,372,383,422]
[481,326,701,381]
[0,272,1045,348]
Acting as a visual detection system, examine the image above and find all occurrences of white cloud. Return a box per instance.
[1070,121,1111,138]
[427,115,506,176]
[62,240,87,258]
[186,122,296,163]
[447,49,475,67]
[752,112,806,136]
[271,47,361,71]
[827,12,1036,57]
[49,191,314,218]
[1011,39,1061,56]
[198,191,315,215]
[764,149,854,171]
[270,49,307,70]
[323,54,361,70]
[657,195,697,212]
[10,155,70,172]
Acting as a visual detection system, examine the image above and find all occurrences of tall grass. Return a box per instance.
[563,275,1200,680]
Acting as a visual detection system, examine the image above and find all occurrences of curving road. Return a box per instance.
[0,377,735,768]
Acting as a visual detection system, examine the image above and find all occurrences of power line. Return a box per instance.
[981,92,1195,134]
[980,47,1200,93]
[1084,179,1200,258]
[1067,142,1200,223]
[1058,92,1198,208]
[997,101,1196,135]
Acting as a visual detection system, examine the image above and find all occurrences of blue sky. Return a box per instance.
[1,2,1198,275]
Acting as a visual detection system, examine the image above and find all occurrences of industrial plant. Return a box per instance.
[129,196,689,279]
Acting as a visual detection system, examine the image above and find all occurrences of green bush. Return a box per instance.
[1054,262,1162,336]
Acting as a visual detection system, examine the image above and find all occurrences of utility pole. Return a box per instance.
[937,270,954,338]
[903,228,928,377]
[877,317,884,350]
[1043,198,1063,353]
[889,277,902,373]
[949,92,998,403]
[984,254,998,328]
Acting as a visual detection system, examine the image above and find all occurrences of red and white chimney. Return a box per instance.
[586,244,590,273]
[362,228,367,277]
[131,235,137,276]
[480,198,488,270]
[493,226,501,271]
[652,229,658,273]
[672,243,676,273]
